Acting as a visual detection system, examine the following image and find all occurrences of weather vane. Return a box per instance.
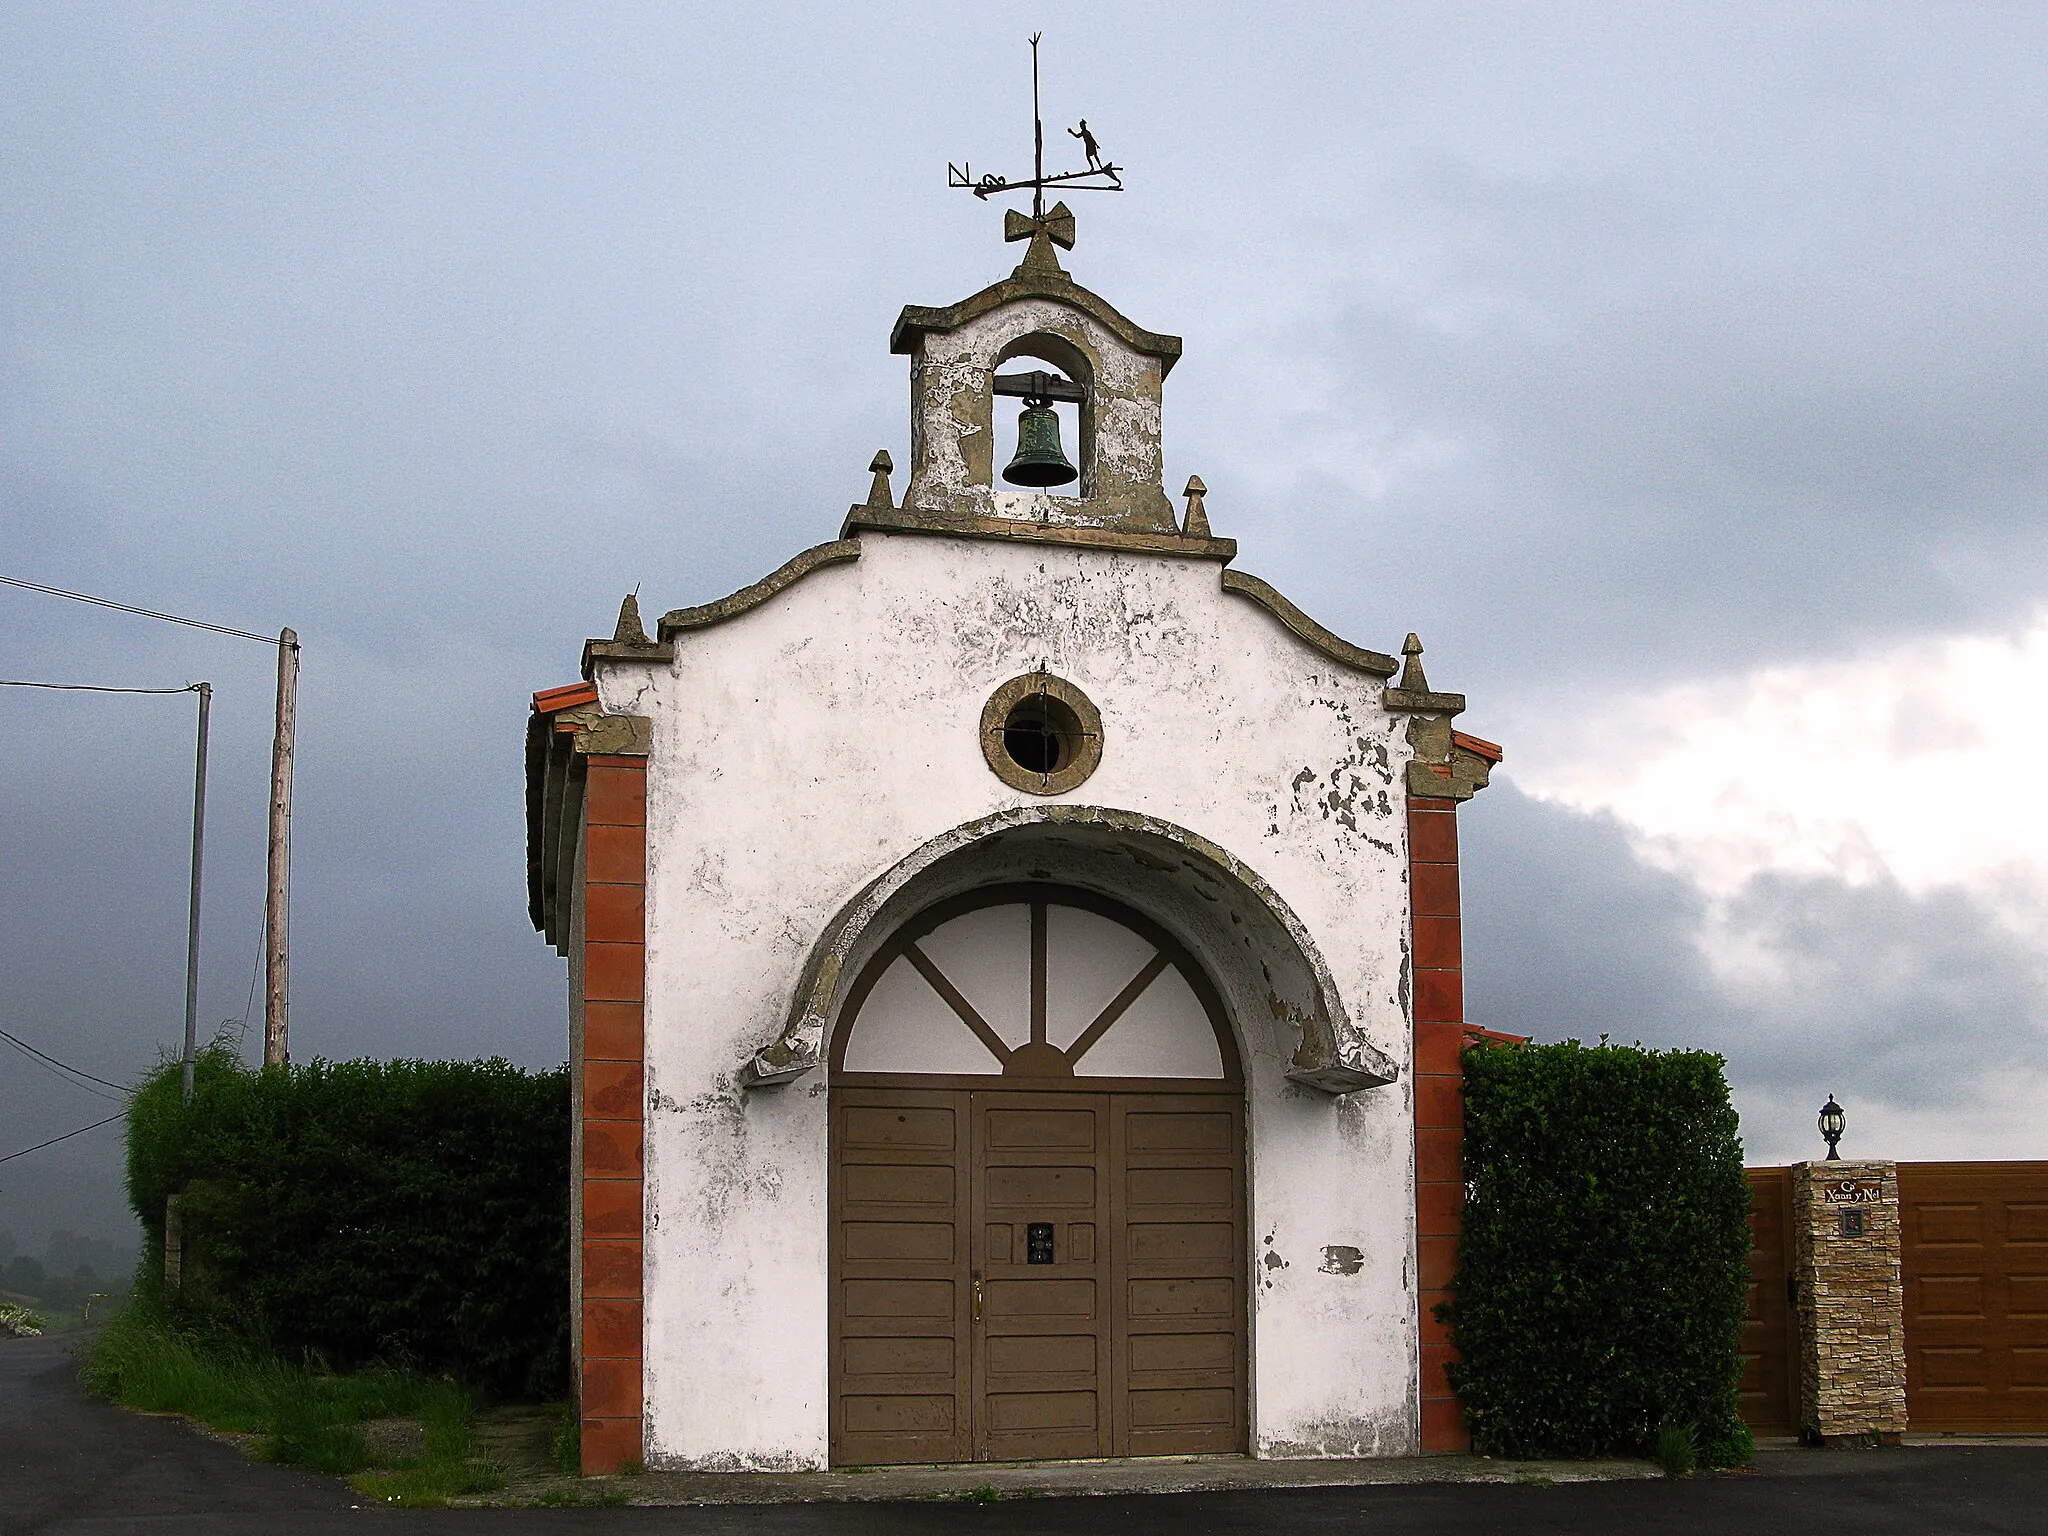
[948,33,1123,255]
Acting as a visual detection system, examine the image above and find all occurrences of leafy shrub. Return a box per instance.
[1442,1038,1753,1466]
[0,1302,47,1338]
[126,1040,569,1395]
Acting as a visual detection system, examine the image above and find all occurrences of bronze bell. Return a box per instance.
[1002,401,1078,488]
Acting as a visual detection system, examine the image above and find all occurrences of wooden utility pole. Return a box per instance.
[263,629,297,1066]
[181,683,212,1106]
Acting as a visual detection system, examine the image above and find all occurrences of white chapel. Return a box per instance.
[527,206,1500,1473]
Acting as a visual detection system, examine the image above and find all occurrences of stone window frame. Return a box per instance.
[979,671,1103,796]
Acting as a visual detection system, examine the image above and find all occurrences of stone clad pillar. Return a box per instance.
[1792,1159,1908,1444]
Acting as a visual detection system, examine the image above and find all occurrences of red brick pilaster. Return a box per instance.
[1410,792,1470,1452]
[579,754,646,1474]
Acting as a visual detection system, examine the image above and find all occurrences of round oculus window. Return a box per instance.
[979,673,1102,795]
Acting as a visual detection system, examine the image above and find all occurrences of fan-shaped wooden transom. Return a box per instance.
[831,885,1239,1082]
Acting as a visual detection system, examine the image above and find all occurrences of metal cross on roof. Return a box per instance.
[948,33,1123,253]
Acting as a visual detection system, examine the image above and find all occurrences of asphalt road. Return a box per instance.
[0,1330,354,1534]
[4,1333,2043,1535]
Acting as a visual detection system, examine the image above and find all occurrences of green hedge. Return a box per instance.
[128,1042,569,1397]
[1442,1038,1753,1465]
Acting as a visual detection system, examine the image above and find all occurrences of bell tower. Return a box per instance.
[857,215,1185,539]
[847,38,1213,549]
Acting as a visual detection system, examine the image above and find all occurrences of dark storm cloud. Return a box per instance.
[4,4,2046,1243]
[1198,145,2048,698]
[1463,784,2048,1163]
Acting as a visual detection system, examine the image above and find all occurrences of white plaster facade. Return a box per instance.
[560,234,1478,1470]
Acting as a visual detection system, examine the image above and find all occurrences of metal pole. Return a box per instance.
[1031,35,1045,220]
[263,629,297,1066]
[181,683,211,1106]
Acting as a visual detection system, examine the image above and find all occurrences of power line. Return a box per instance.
[0,1050,127,1105]
[4,571,303,1071]
[0,1028,133,1096]
[0,1111,127,1167]
[0,574,284,648]
[0,680,201,695]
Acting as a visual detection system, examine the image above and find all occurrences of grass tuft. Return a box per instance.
[83,1295,501,1504]
[529,1485,630,1507]
[1656,1421,1699,1478]
[355,1461,507,1506]
[549,1408,581,1475]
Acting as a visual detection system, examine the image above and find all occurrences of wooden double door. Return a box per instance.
[830,1084,1246,1466]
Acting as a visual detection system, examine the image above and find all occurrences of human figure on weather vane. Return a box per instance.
[946,34,1124,240]
[1069,119,1104,171]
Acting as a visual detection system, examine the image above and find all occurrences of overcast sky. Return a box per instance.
[5,3,2044,1251]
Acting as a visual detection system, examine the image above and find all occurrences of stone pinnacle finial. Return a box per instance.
[1182,476,1211,538]
[1399,633,1430,693]
[866,450,895,509]
[613,592,650,646]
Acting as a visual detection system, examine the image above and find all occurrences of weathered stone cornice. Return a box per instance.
[1382,687,1468,715]
[892,270,1183,376]
[1218,571,1400,679]
[741,804,1398,1097]
[581,639,672,677]
[843,507,1235,561]
[654,539,863,641]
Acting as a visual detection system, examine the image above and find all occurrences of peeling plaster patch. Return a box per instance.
[1320,1245,1365,1276]
[666,1450,824,1474]
[1259,1414,1409,1461]
[908,558,1200,684]
[1264,696,1400,859]
[1258,1230,1290,1293]
[1297,701,1397,838]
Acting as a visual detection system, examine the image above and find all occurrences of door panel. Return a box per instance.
[831,1088,971,1467]
[1738,1167,1798,1436]
[971,1090,1112,1462]
[1113,1095,1246,1456]
[1901,1162,2048,1431]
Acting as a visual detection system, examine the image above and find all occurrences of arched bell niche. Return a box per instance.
[990,332,1095,502]
[829,882,1239,1083]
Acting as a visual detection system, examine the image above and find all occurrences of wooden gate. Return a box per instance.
[827,885,1248,1466]
[830,1084,1246,1465]
[1899,1161,2048,1432]
[1739,1167,1799,1436]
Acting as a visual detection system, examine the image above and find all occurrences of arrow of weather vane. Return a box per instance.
[948,33,1124,225]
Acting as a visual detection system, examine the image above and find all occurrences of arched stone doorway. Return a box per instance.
[828,884,1248,1467]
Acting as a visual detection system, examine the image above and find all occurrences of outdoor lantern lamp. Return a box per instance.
[1818,1094,1846,1160]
